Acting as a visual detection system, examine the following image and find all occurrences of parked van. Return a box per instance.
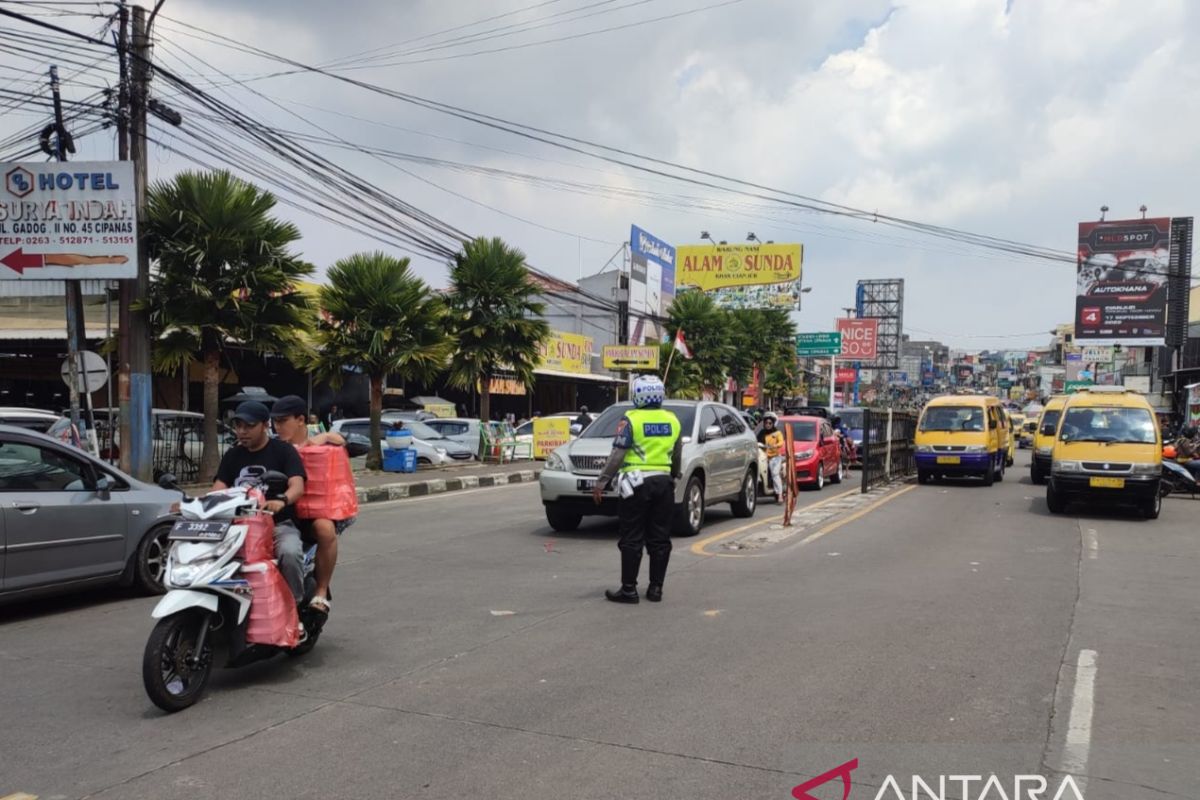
[915,395,1007,485]
[1029,395,1068,484]
[1045,387,1161,518]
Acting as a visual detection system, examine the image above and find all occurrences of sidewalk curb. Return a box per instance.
[356,469,541,504]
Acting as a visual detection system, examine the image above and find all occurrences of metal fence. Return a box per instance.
[860,408,919,493]
[89,413,229,484]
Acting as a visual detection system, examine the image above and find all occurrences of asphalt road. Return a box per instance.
[1,453,1196,800]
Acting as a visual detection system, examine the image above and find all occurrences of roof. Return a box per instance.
[925,394,1000,406]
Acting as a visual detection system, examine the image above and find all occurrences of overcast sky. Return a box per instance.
[5,0,1197,349]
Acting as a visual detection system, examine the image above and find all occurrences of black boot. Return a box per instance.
[605,584,640,604]
[645,584,663,602]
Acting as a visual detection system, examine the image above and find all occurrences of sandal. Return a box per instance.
[309,595,331,614]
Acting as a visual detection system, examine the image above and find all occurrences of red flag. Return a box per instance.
[673,329,692,359]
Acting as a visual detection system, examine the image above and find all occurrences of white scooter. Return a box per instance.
[143,469,324,713]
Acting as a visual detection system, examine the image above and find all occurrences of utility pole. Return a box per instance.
[119,3,152,480]
[49,65,100,456]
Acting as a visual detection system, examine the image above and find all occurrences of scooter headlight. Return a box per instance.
[166,535,239,587]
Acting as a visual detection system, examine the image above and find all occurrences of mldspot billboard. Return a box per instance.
[628,224,675,345]
[1076,217,1171,345]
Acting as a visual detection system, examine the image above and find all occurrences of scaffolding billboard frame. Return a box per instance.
[854,278,904,370]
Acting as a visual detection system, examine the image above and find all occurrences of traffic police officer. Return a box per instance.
[592,374,683,603]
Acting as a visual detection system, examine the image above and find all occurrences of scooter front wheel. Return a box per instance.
[143,611,213,712]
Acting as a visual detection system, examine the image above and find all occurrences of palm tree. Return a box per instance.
[144,170,313,483]
[445,237,550,423]
[665,290,730,396]
[311,252,453,471]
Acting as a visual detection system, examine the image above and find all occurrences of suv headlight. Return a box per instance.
[916,444,933,453]
[1054,460,1081,473]
[1131,462,1160,476]
[1036,445,1054,456]
[545,451,567,471]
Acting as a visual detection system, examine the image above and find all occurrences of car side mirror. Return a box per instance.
[703,424,722,441]
[157,473,179,490]
[95,476,112,501]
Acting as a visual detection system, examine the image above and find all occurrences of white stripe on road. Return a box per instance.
[1085,528,1099,560]
[1060,648,1097,791]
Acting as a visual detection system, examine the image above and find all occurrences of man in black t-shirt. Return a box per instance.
[214,401,307,605]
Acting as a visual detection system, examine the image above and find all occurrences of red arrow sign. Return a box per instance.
[1,248,46,275]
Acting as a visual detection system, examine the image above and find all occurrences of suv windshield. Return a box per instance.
[581,403,697,438]
[920,406,985,432]
[1060,406,1156,444]
[403,421,443,440]
[839,410,863,429]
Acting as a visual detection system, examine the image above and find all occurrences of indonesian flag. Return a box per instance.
[673,329,693,359]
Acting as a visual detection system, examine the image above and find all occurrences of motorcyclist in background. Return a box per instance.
[1173,426,1200,480]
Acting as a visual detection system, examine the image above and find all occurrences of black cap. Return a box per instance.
[271,394,306,419]
[231,400,270,424]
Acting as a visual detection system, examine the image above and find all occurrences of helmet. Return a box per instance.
[1183,426,1198,439]
[763,411,778,423]
[631,374,666,408]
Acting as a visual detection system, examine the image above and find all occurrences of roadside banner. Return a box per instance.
[533,417,570,459]
[602,344,659,371]
[676,242,802,291]
[1075,217,1171,345]
[837,318,879,360]
[835,367,857,384]
[537,330,593,374]
[1,161,137,281]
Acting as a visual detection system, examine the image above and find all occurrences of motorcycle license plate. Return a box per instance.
[169,520,230,540]
[936,456,961,465]
[1089,476,1125,489]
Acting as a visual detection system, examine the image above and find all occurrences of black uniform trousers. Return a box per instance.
[617,473,674,586]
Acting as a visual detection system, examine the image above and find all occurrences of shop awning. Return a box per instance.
[534,367,625,384]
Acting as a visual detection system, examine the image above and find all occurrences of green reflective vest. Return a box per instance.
[621,407,681,474]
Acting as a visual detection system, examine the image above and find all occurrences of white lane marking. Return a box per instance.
[1060,649,1098,791]
[1085,528,1099,560]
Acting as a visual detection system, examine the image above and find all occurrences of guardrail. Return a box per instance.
[860,408,918,492]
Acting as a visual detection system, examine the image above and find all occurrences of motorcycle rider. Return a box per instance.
[270,395,353,617]
[757,412,786,503]
[213,401,306,610]
[1174,426,1200,479]
[592,374,683,604]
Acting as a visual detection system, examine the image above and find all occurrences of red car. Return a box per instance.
[778,415,845,490]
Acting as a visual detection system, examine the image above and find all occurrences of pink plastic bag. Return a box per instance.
[243,563,299,648]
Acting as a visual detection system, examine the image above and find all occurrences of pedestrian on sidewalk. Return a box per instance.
[592,374,682,604]
[757,412,785,503]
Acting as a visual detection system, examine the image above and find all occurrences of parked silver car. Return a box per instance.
[331,418,475,465]
[0,424,178,603]
[539,401,759,536]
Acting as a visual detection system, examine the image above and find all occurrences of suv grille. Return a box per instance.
[1082,462,1132,472]
[571,455,608,473]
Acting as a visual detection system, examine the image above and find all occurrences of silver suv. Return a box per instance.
[539,400,759,536]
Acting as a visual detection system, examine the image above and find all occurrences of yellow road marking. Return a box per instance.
[796,484,918,547]
[2,793,39,800]
[690,487,858,556]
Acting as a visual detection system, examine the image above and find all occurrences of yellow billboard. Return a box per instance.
[675,243,802,291]
[533,417,571,459]
[537,330,593,374]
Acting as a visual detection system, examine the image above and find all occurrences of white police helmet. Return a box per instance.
[631,374,666,408]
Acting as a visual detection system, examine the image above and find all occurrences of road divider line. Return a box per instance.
[690,488,858,556]
[1085,528,1098,560]
[1059,649,1097,792]
[796,484,918,547]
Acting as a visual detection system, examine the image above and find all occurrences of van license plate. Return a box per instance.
[169,520,229,540]
[1089,476,1125,489]
[936,456,961,465]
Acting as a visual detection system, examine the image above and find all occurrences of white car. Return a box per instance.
[331,418,474,466]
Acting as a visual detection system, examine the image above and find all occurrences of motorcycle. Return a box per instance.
[1160,444,1199,498]
[143,470,327,713]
